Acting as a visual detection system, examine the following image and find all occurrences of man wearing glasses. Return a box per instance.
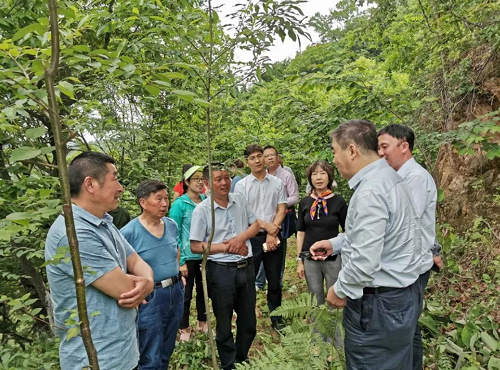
[256,146,299,290]
[235,145,287,331]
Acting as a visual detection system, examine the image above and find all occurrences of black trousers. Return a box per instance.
[413,269,431,370]
[343,281,420,370]
[179,259,207,329]
[250,234,283,323]
[206,260,256,370]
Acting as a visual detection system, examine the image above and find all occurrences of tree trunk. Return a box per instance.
[18,255,55,330]
[45,0,100,368]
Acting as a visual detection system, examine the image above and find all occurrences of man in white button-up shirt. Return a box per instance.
[310,119,422,370]
[235,144,287,331]
[378,124,442,370]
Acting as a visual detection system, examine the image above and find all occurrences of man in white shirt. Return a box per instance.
[235,144,287,331]
[311,119,422,370]
[256,145,299,288]
[378,124,443,370]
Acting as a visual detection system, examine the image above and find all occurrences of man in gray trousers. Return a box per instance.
[311,119,422,370]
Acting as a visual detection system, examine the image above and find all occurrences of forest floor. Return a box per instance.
[171,231,500,369]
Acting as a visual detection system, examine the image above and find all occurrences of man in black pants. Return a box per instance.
[190,164,260,370]
[311,120,422,370]
[235,144,287,331]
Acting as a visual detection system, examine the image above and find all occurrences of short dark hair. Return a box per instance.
[378,124,415,152]
[263,145,278,155]
[136,180,167,211]
[244,144,263,158]
[330,119,378,154]
[306,160,336,191]
[68,152,116,196]
[203,163,227,180]
[232,159,244,168]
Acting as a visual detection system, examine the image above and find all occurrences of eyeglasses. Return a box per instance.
[264,154,277,159]
[190,177,204,182]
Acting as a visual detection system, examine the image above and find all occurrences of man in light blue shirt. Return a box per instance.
[190,164,260,370]
[310,120,422,370]
[378,124,442,370]
[234,144,287,331]
[121,180,183,370]
[45,152,154,370]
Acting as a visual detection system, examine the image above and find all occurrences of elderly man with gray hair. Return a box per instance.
[121,180,183,370]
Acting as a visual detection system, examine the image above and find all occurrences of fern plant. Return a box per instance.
[238,293,346,369]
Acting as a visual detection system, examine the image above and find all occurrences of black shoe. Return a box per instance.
[271,320,285,332]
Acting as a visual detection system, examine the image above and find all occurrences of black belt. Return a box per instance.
[363,286,402,295]
[209,258,252,269]
[256,231,266,237]
[155,273,182,288]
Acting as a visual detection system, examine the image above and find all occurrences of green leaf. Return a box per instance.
[12,23,47,42]
[481,331,499,351]
[26,126,47,139]
[58,81,75,99]
[87,61,102,68]
[193,98,213,108]
[40,146,55,155]
[32,59,45,76]
[122,64,136,74]
[6,212,31,227]
[10,147,42,162]
[256,66,262,81]
[489,357,500,370]
[172,89,197,102]
[90,311,101,317]
[0,230,10,241]
[162,72,186,79]
[437,188,445,203]
[419,315,438,335]
[31,307,42,315]
[132,7,140,15]
[72,45,90,53]
[144,85,160,97]
[66,327,79,341]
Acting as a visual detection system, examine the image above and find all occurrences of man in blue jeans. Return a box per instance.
[121,180,184,370]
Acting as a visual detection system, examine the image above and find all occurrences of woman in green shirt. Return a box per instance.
[169,165,207,341]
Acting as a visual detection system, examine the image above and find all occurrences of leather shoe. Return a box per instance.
[271,320,285,332]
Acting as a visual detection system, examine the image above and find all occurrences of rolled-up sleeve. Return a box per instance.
[334,191,389,299]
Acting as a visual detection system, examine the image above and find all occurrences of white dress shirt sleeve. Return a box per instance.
[328,233,345,255]
[333,190,389,299]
